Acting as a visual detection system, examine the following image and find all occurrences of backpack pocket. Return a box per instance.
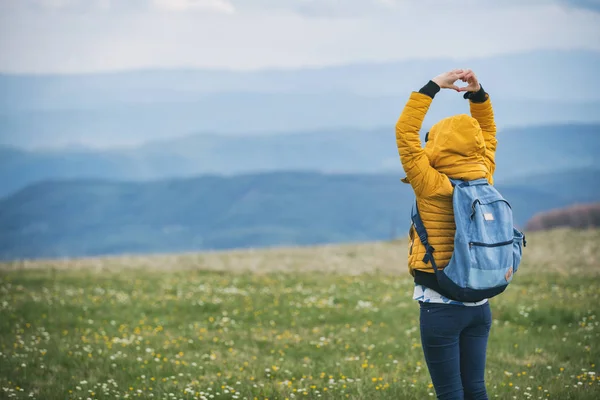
[467,240,514,288]
[468,198,514,244]
[465,198,515,289]
[512,228,525,274]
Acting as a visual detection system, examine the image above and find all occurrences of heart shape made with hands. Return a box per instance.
[433,69,480,92]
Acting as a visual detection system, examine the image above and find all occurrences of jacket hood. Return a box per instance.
[402,114,488,184]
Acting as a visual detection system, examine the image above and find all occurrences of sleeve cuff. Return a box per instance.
[419,80,441,99]
[463,85,488,103]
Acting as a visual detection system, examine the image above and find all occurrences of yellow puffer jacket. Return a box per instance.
[395,91,497,276]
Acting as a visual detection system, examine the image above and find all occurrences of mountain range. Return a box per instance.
[1,168,599,260]
[1,123,598,198]
[1,50,599,149]
[1,49,600,260]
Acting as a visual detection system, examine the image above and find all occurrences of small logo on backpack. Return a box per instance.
[484,213,494,221]
[505,266,514,282]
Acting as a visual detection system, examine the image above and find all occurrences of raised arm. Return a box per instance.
[459,70,498,184]
[396,70,465,198]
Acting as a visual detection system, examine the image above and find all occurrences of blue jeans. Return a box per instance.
[419,301,492,400]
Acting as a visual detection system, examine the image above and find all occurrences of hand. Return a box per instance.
[431,69,466,91]
[457,69,481,92]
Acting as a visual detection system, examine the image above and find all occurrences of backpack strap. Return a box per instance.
[411,201,440,273]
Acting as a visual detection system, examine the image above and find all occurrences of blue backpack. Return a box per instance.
[411,178,526,302]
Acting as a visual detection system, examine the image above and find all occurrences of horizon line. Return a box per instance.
[0,48,598,77]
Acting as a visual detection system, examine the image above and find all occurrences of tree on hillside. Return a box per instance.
[526,203,600,231]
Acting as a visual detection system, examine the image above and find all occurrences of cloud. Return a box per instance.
[229,0,398,17]
[153,0,235,13]
[9,0,600,16]
[25,0,94,8]
[9,0,236,13]
[31,0,76,8]
[561,0,600,12]
[0,0,599,73]
[232,0,600,17]
[228,0,600,17]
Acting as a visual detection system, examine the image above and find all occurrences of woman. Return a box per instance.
[395,69,497,400]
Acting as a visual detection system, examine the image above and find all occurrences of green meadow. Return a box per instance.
[1,229,599,399]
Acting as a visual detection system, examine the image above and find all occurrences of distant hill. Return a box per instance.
[526,203,600,231]
[1,123,598,198]
[1,49,599,149]
[1,169,599,260]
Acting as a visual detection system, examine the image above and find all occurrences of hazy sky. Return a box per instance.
[1,0,599,73]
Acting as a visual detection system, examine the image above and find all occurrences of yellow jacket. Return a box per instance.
[396,88,497,275]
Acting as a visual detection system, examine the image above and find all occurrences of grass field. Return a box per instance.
[1,229,599,399]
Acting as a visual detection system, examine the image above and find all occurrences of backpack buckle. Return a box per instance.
[422,245,435,264]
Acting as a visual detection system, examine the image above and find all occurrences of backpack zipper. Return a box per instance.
[469,239,514,248]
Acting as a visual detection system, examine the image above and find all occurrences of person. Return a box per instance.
[395,69,497,400]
